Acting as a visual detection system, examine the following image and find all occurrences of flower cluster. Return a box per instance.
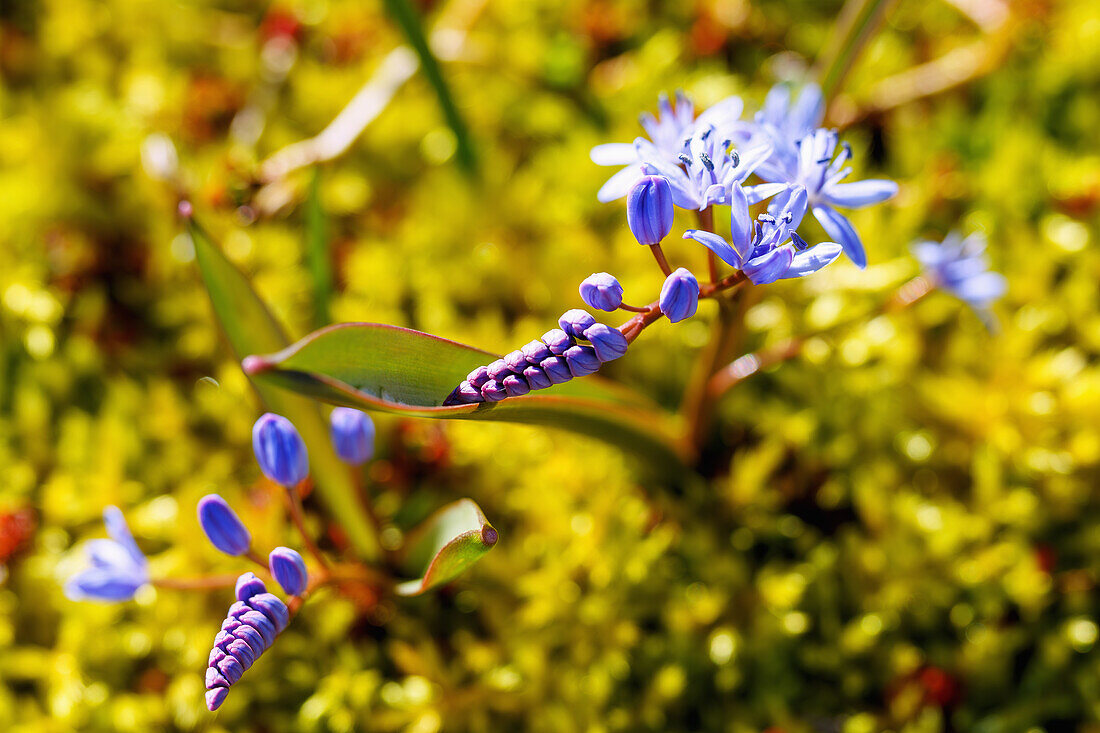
[204,573,290,711]
[444,310,628,405]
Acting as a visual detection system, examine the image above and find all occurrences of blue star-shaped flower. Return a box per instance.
[683,185,842,285]
[912,231,1006,322]
[65,506,149,602]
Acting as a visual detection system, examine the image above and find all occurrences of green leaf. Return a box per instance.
[189,218,380,561]
[397,499,497,596]
[242,323,688,477]
[817,0,896,99]
[381,0,476,173]
[304,169,334,328]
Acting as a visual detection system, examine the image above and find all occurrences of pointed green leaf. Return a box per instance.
[304,169,334,328]
[396,499,497,596]
[189,218,380,560]
[242,323,688,476]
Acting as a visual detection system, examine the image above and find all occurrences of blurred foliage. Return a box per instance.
[2,0,1100,731]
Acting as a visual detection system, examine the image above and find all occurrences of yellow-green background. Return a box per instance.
[2,0,1099,730]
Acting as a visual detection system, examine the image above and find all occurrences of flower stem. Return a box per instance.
[245,548,268,570]
[285,484,332,572]
[649,244,673,276]
[617,272,748,344]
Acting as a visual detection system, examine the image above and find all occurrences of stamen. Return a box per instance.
[758,213,776,224]
[782,211,793,223]
[791,232,810,251]
[699,152,714,171]
[729,149,740,168]
[678,153,692,166]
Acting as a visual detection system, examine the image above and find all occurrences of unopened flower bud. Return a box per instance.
[205,686,229,712]
[197,494,252,556]
[502,374,530,397]
[583,323,629,362]
[564,345,601,377]
[627,175,674,245]
[524,365,552,390]
[579,273,624,311]
[659,267,699,323]
[485,359,512,381]
[540,357,573,384]
[558,309,597,340]
[521,340,551,365]
[329,407,375,465]
[466,365,490,388]
[235,572,266,602]
[541,329,573,355]
[247,593,289,632]
[269,547,308,596]
[480,380,506,402]
[252,413,309,488]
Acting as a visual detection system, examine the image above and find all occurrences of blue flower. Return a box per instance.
[579,272,624,312]
[591,92,746,203]
[65,506,149,602]
[626,176,674,245]
[329,407,375,466]
[684,184,843,285]
[912,231,1006,318]
[757,128,896,268]
[197,494,252,557]
[748,82,825,183]
[659,268,699,323]
[252,413,309,488]
[269,547,309,596]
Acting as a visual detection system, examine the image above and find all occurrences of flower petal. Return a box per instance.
[813,204,866,269]
[596,164,645,203]
[65,568,144,602]
[683,230,742,268]
[743,247,794,285]
[823,179,898,209]
[786,242,843,278]
[744,183,787,205]
[590,143,637,166]
[103,506,146,569]
[729,184,753,259]
[790,83,825,134]
[954,272,1007,304]
[85,539,138,571]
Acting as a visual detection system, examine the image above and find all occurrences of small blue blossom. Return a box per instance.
[591,91,745,202]
[912,231,1006,320]
[197,494,252,557]
[659,268,699,323]
[757,128,897,268]
[626,176,674,245]
[579,272,624,312]
[65,506,149,602]
[329,407,375,465]
[684,184,843,285]
[252,413,309,488]
[269,547,309,596]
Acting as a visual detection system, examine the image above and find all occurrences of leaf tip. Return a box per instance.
[242,355,270,375]
[480,525,498,547]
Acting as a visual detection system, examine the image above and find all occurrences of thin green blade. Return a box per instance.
[396,498,497,596]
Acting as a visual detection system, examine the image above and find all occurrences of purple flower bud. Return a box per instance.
[232,624,267,656]
[583,323,629,362]
[480,379,507,402]
[627,175,674,245]
[269,547,308,596]
[449,381,483,405]
[502,374,530,398]
[227,601,252,621]
[214,630,236,651]
[252,413,309,488]
[540,356,573,384]
[485,359,512,381]
[329,407,375,465]
[248,592,290,633]
[523,365,552,390]
[521,340,551,365]
[208,647,226,667]
[564,345,601,377]
[205,666,229,690]
[220,618,242,634]
[466,365,490,388]
[217,655,244,685]
[503,350,528,374]
[197,494,251,557]
[206,686,229,711]
[235,572,266,603]
[558,309,597,340]
[226,638,256,670]
[240,609,277,648]
[659,267,699,323]
[541,329,574,355]
[579,273,624,312]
